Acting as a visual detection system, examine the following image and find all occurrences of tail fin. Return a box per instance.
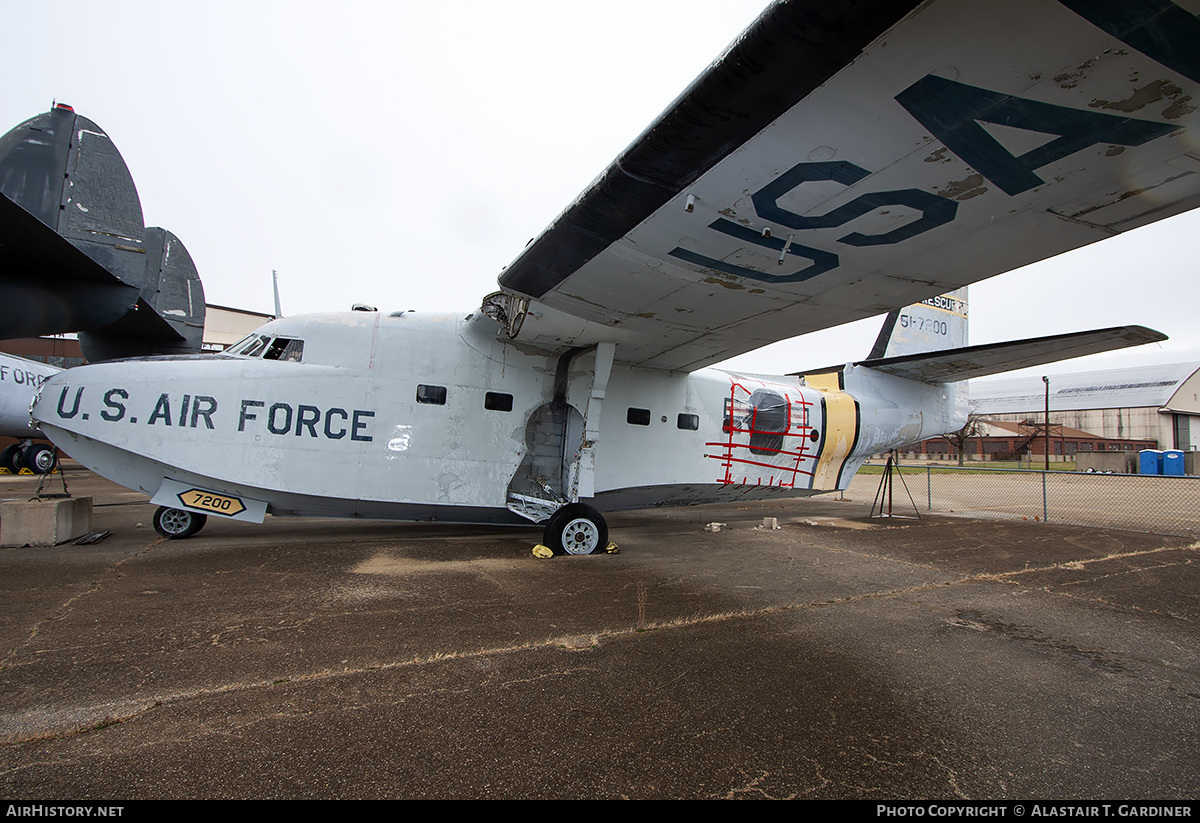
[867,287,967,359]
[0,103,205,360]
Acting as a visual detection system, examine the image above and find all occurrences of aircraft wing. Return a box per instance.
[495,0,1200,371]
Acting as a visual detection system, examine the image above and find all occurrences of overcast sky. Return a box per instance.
[3,0,1197,379]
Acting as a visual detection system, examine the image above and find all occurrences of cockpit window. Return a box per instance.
[234,335,270,357]
[226,334,253,354]
[227,334,303,362]
[263,338,304,362]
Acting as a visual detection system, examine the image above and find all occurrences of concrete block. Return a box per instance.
[1,497,93,547]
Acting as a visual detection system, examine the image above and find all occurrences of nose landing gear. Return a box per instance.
[152,506,208,539]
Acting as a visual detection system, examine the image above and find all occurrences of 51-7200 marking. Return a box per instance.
[899,315,948,335]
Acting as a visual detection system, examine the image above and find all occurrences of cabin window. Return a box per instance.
[263,338,304,362]
[747,390,788,456]
[626,407,651,426]
[722,396,751,433]
[484,392,513,412]
[677,413,699,431]
[416,385,447,405]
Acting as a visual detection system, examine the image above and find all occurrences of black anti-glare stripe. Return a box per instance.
[498,0,925,299]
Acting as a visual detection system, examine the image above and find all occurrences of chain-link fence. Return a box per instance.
[844,464,1200,538]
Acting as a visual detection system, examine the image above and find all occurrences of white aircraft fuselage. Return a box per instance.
[0,352,62,473]
[0,352,59,437]
[26,1,1194,542]
[31,310,962,526]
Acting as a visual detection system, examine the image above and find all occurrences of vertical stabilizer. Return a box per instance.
[862,287,971,440]
[867,287,968,360]
[0,104,205,359]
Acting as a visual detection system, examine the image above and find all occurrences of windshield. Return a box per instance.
[226,334,303,362]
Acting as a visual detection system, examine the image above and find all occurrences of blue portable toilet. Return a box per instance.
[1162,449,1184,476]
[1139,449,1163,475]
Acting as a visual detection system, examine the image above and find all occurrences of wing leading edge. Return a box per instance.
[493,0,1200,371]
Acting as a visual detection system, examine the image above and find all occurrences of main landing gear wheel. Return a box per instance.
[152,506,208,539]
[543,503,608,556]
[24,443,57,474]
[0,445,20,474]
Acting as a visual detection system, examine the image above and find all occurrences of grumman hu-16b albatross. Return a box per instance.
[29,0,1198,550]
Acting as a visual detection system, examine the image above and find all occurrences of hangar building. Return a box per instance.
[969,363,1200,452]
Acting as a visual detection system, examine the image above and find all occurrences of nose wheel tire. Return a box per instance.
[543,503,608,556]
[152,506,208,539]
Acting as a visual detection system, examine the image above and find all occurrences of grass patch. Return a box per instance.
[859,460,1077,474]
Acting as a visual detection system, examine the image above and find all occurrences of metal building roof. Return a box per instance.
[970,363,1200,414]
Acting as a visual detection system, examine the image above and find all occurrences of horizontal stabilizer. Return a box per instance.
[0,191,141,335]
[849,326,1167,383]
